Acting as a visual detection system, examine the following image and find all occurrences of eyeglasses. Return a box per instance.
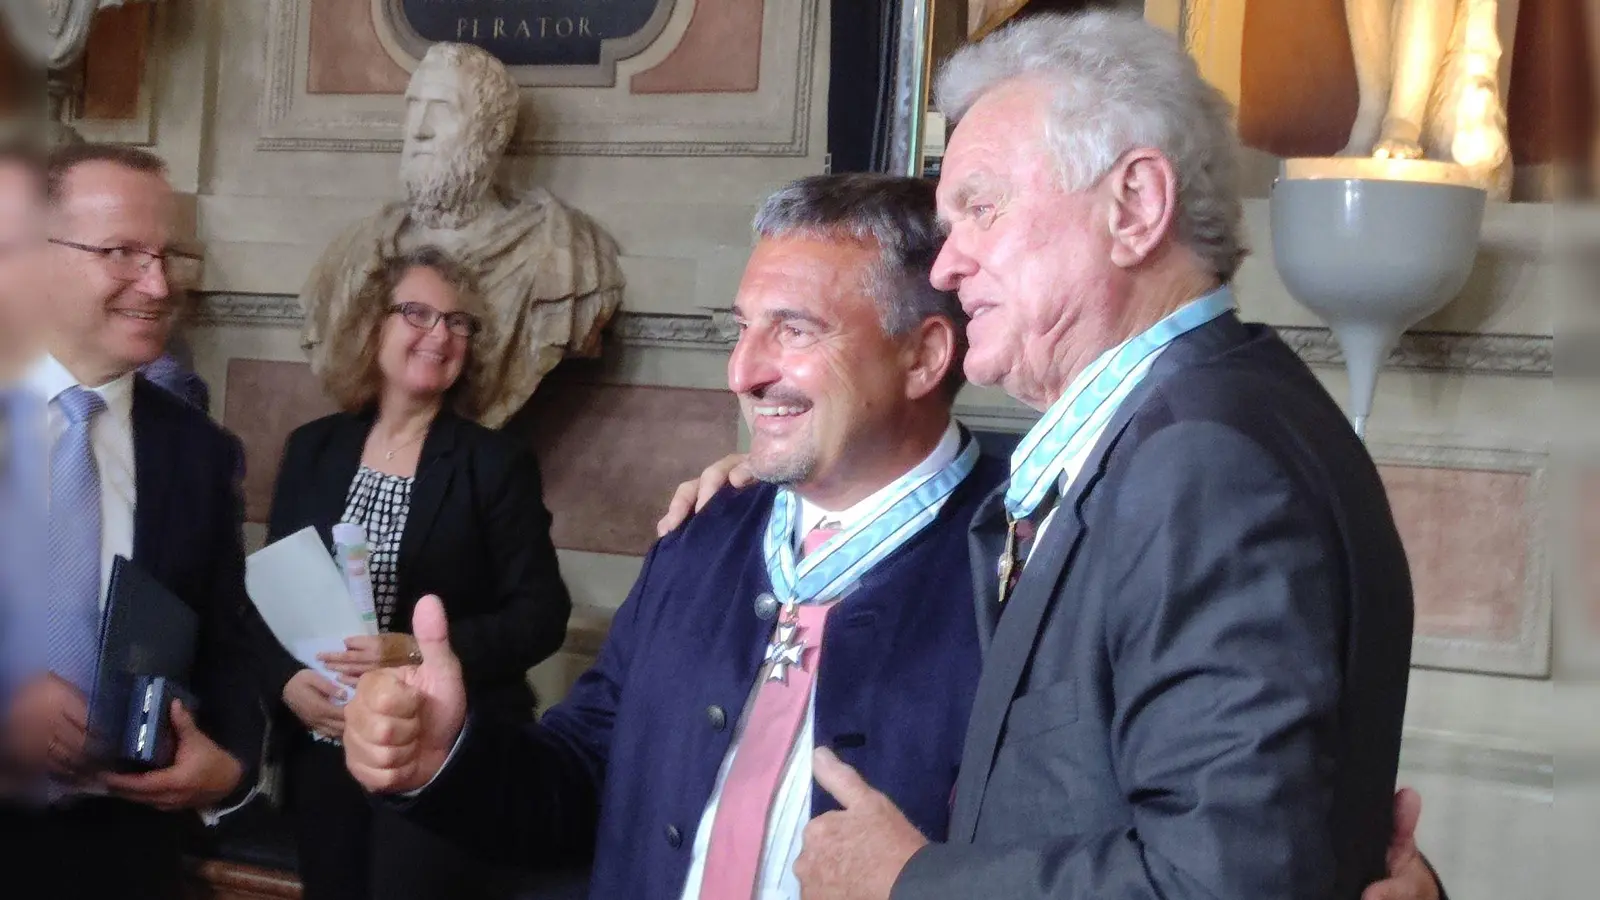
[48,239,202,288]
[389,301,482,338]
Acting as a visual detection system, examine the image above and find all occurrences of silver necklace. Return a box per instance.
[381,431,426,461]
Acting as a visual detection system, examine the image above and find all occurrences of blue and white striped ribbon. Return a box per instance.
[763,436,980,606]
[1005,287,1236,519]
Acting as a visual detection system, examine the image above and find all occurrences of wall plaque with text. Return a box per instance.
[380,0,678,86]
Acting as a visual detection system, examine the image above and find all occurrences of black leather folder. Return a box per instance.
[85,555,199,773]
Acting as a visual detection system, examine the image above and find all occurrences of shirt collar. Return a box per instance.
[23,354,136,424]
[795,419,963,542]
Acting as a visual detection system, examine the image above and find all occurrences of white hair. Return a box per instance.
[935,10,1247,282]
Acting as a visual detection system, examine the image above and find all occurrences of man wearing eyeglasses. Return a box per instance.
[0,143,263,898]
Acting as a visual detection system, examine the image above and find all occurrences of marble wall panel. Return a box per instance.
[1371,444,1551,677]
[631,0,764,93]
[1380,464,1533,642]
[222,359,339,524]
[308,0,410,94]
[510,375,740,556]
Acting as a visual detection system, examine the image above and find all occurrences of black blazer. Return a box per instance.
[896,314,1414,900]
[130,377,266,789]
[253,408,572,721]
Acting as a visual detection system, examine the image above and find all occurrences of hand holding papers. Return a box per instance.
[244,526,378,704]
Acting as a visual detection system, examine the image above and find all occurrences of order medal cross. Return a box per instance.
[764,606,808,684]
[997,517,1020,605]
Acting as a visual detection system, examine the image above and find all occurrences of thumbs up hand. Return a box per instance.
[344,595,467,794]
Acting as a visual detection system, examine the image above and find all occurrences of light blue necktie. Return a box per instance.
[46,386,107,692]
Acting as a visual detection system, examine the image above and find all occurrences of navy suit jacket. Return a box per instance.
[400,448,1008,900]
[128,377,265,784]
[1,378,262,774]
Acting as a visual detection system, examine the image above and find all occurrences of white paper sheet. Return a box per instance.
[244,526,376,682]
[289,637,353,706]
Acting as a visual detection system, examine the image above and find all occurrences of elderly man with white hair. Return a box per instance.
[791,11,1418,900]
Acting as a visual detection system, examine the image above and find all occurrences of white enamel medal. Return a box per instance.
[763,602,807,684]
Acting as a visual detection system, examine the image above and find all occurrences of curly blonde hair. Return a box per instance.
[321,247,492,420]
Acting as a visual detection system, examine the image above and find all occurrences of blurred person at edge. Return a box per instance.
[0,141,49,795]
[0,143,263,899]
[0,141,45,381]
[236,246,572,900]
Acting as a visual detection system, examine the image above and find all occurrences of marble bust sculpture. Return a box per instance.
[1340,0,1513,197]
[299,42,624,428]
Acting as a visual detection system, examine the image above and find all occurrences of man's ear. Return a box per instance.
[1104,148,1180,269]
[904,315,957,402]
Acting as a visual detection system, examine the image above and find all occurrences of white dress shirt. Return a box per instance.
[677,421,963,900]
[23,355,137,611]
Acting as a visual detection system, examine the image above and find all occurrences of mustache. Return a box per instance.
[744,387,811,407]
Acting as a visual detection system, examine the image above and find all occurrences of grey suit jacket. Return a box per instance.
[894,314,1413,900]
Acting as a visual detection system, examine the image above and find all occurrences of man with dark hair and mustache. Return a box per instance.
[339,173,1008,900]
[0,142,262,898]
[299,41,624,429]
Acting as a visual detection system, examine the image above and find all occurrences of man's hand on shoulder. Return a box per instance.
[100,701,243,811]
[343,595,467,794]
[655,453,754,536]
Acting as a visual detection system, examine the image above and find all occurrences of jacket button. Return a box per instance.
[665,824,682,848]
[707,705,727,731]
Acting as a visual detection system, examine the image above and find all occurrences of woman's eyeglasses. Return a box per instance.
[389,301,483,338]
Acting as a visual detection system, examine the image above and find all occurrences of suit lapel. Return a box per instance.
[948,374,1163,842]
[948,469,1097,841]
[310,414,370,545]
[967,487,1009,646]
[395,413,461,602]
[949,312,1257,841]
[130,379,175,571]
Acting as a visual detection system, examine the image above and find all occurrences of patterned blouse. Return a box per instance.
[339,466,414,633]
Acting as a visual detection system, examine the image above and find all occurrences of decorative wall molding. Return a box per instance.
[1398,730,1554,792]
[258,0,818,157]
[1274,326,1554,376]
[195,296,1556,384]
[612,311,739,349]
[196,294,741,351]
[194,293,305,327]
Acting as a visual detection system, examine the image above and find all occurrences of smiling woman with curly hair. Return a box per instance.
[243,245,572,900]
[318,246,494,421]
